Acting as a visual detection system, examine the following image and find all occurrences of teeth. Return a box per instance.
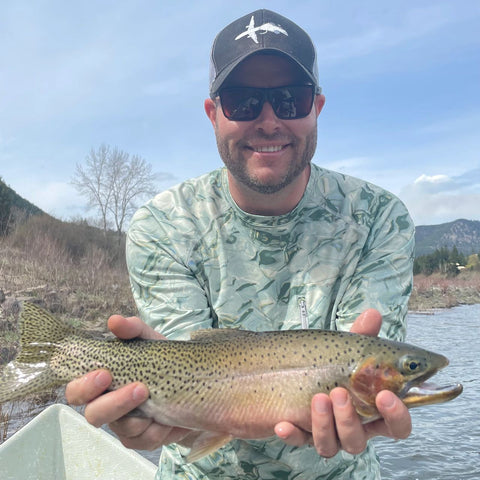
[254,145,283,153]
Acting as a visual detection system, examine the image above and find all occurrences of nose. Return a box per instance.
[254,100,281,133]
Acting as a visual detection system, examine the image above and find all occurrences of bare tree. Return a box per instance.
[72,144,112,236]
[72,144,160,241]
[107,148,158,238]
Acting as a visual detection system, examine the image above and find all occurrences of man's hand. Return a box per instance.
[274,309,412,457]
[65,315,193,450]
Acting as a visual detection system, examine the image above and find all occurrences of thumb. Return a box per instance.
[349,309,382,336]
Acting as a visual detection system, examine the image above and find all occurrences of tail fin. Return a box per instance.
[0,303,74,403]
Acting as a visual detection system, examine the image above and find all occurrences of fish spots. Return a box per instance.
[13,307,448,436]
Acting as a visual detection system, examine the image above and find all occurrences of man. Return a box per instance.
[67,9,414,479]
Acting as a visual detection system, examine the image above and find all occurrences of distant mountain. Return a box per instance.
[0,177,44,235]
[1,177,479,260]
[415,219,480,257]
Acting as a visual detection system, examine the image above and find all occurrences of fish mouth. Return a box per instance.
[402,382,463,408]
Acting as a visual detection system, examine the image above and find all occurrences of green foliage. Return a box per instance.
[466,254,480,271]
[413,246,467,276]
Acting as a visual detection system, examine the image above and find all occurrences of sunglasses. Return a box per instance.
[218,84,316,121]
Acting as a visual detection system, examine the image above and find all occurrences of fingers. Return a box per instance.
[65,369,112,405]
[107,315,165,340]
[66,367,193,451]
[117,421,193,451]
[277,388,412,459]
[64,314,172,453]
[329,389,367,455]
[83,382,149,427]
[350,309,382,336]
[274,421,311,447]
[311,389,367,457]
[364,390,412,440]
[277,388,369,458]
[66,370,149,429]
[311,394,338,457]
[110,415,154,439]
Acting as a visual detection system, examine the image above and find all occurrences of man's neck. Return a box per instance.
[227,164,311,216]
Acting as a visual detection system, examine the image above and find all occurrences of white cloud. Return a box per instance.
[411,174,454,193]
[400,166,480,225]
[405,192,480,226]
[414,174,450,184]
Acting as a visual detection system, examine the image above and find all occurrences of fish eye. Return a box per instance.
[400,355,423,374]
[407,361,418,371]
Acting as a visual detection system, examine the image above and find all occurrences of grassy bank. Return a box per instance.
[0,218,136,365]
[408,270,480,311]
[0,220,136,443]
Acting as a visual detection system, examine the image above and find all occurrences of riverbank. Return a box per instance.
[408,270,480,311]
[1,235,480,341]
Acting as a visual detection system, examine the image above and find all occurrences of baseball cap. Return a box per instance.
[209,9,321,97]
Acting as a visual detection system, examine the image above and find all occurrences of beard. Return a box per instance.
[215,128,317,195]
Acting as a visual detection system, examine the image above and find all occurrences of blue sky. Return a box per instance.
[1,0,479,226]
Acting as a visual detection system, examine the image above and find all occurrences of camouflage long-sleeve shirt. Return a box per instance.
[126,164,414,480]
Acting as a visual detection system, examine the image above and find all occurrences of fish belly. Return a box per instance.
[139,368,335,439]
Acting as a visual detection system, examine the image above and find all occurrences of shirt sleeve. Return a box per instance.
[335,196,415,341]
[126,205,213,340]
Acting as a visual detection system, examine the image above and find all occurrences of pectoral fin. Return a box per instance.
[186,431,233,463]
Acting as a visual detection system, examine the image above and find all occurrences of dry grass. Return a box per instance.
[0,224,136,331]
[0,218,138,444]
[2,215,480,332]
[0,216,138,367]
[409,270,480,311]
[0,402,12,443]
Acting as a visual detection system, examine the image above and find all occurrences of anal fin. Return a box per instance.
[186,431,233,463]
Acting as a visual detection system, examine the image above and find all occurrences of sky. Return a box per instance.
[1,0,479,226]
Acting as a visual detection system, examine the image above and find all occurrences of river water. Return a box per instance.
[2,305,479,478]
[137,304,480,478]
[373,304,480,480]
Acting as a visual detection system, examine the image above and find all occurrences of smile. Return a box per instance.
[251,145,286,153]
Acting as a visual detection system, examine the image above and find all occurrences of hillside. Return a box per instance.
[0,177,44,235]
[2,178,480,259]
[415,219,480,257]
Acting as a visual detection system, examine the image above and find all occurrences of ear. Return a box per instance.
[204,98,218,128]
[314,94,326,118]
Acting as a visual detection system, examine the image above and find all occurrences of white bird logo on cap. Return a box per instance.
[235,15,288,44]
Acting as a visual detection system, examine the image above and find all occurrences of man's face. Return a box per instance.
[205,54,325,196]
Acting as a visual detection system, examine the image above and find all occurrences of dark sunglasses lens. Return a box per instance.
[271,86,314,119]
[220,86,314,121]
[220,88,263,121]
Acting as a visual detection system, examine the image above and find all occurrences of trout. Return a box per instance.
[0,303,462,461]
